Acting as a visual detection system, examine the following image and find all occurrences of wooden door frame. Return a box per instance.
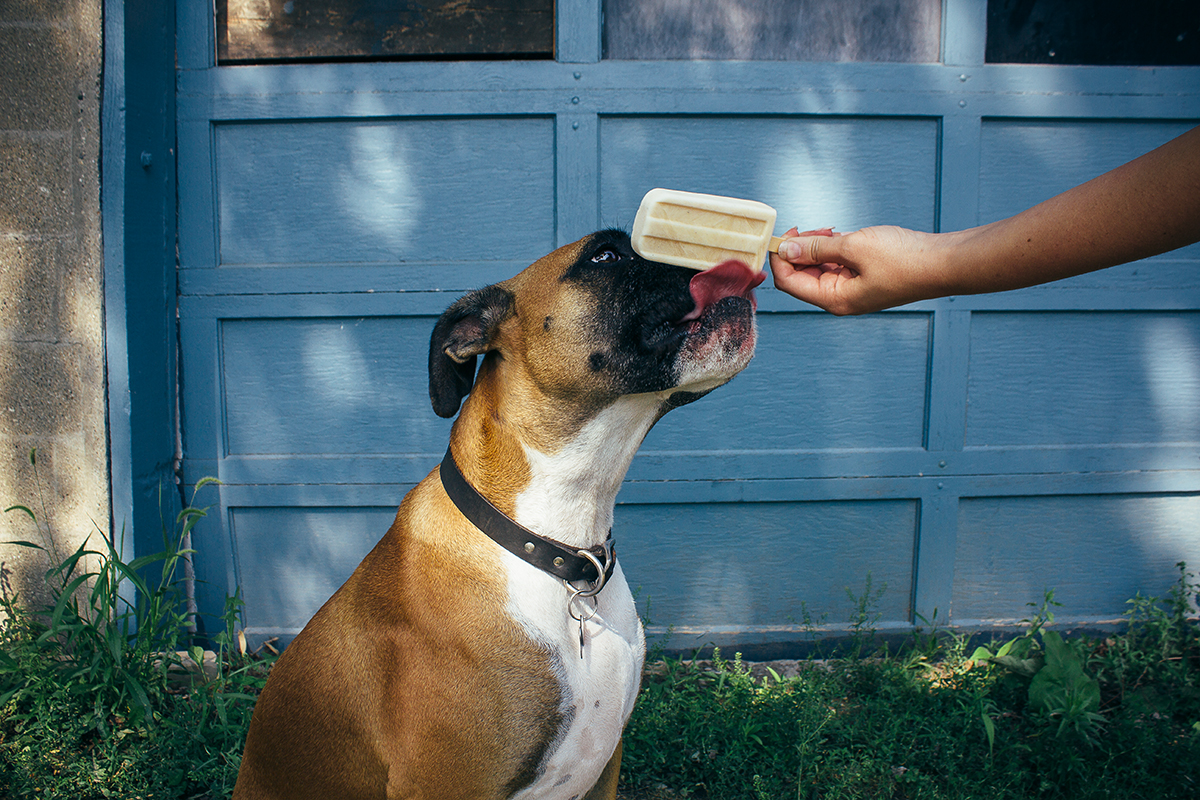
[103,0,181,561]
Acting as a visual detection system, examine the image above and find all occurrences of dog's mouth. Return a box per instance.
[678,259,765,331]
[636,258,763,359]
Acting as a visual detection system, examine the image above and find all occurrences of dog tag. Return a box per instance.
[568,590,596,659]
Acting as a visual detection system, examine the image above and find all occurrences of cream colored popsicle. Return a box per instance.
[631,188,785,271]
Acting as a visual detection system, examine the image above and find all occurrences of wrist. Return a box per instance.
[921,226,992,299]
[893,229,965,304]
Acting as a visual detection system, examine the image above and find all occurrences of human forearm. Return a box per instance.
[936,125,1200,296]
[772,125,1200,314]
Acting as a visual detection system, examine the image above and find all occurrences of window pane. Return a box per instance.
[986,0,1200,65]
[217,0,553,63]
[603,0,942,62]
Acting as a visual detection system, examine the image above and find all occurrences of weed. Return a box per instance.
[846,572,886,644]
[0,453,271,799]
[622,573,1200,800]
[1091,562,1200,704]
[970,590,1106,743]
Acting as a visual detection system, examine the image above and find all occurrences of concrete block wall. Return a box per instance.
[0,0,107,609]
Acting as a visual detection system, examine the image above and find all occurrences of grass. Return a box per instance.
[620,576,1200,800]
[0,453,271,799]
[0,453,1196,798]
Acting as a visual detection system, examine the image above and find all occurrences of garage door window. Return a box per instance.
[217,0,554,62]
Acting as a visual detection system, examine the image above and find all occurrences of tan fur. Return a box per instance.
[234,232,753,800]
[235,240,624,800]
[234,476,564,800]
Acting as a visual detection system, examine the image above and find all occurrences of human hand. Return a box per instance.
[769,225,943,315]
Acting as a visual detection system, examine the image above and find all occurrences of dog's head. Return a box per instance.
[429,229,760,422]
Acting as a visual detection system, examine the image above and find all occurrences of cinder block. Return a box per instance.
[0,436,100,614]
[58,238,105,351]
[0,0,107,617]
[0,26,77,131]
[0,236,59,338]
[0,236,106,348]
[0,133,74,235]
[0,341,84,435]
[0,1,75,26]
[44,435,109,538]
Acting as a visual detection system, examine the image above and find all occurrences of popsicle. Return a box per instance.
[631,188,785,271]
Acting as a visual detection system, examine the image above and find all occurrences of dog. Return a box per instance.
[232,229,762,799]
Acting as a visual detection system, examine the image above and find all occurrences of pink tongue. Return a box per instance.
[682,259,766,322]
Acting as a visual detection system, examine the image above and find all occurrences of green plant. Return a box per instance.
[1092,562,1199,695]
[622,575,1200,800]
[0,451,268,799]
[4,443,1199,800]
[969,590,1105,743]
[845,573,886,652]
[0,465,215,732]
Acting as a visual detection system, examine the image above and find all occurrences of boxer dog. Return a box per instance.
[233,230,762,800]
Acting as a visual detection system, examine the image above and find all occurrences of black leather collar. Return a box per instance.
[439,447,617,591]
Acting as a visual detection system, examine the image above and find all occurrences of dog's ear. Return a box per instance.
[428,285,514,418]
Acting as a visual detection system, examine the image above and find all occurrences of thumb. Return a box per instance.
[777,228,838,265]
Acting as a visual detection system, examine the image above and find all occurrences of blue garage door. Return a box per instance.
[176,1,1200,651]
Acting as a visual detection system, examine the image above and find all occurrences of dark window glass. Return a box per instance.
[217,0,554,63]
[986,0,1200,65]
[603,0,942,62]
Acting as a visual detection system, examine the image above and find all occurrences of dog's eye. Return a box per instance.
[590,248,622,264]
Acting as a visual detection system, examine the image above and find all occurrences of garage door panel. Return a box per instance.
[221,316,452,456]
[617,500,918,634]
[979,119,1200,261]
[598,115,939,234]
[232,506,399,631]
[215,117,557,266]
[953,494,1200,623]
[643,312,932,452]
[966,311,1200,447]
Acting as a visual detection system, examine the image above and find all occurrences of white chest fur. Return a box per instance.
[504,558,643,800]
[504,398,660,799]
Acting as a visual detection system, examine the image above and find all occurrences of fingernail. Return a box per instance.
[778,240,799,260]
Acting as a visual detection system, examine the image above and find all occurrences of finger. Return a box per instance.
[776,235,832,266]
[772,264,864,315]
[777,227,836,238]
[769,258,836,307]
[775,228,838,265]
